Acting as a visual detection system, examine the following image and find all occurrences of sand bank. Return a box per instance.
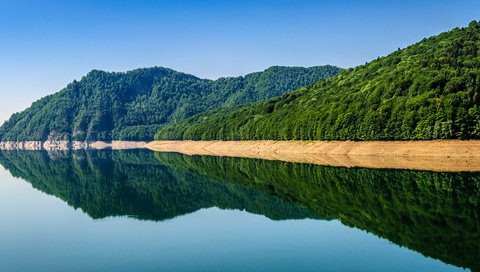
[145,140,480,172]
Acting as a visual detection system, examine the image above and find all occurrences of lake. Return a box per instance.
[0,150,477,272]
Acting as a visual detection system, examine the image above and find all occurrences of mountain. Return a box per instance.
[155,21,480,141]
[0,65,341,141]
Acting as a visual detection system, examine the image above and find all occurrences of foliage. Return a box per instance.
[156,21,480,140]
[0,66,341,141]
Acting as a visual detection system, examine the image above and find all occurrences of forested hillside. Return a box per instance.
[156,21,480,141]
[0,66,341,141]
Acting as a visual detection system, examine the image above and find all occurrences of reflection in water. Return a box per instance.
[0,150,478,271]
[0,150,313,221]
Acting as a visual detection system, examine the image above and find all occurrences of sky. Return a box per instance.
[0,0,479,123]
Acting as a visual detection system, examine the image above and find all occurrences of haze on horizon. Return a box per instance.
[1,0,479,124]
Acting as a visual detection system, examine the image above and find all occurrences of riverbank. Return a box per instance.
[0,141,147,151]
[146,140,480,172]
[2,139,480,172]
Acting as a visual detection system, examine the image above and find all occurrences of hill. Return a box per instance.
[0,65,341,141]
[155,21,480,141]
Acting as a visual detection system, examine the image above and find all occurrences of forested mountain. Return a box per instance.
[0,65,341,141]
[156,21,480,141]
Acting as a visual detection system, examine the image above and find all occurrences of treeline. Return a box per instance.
[156,21,480,141]
[0,66,341,141]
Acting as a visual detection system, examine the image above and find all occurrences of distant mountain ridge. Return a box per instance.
[156,21,480,141]
[0,65,341,141]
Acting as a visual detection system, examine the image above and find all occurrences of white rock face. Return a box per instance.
[0,141,43,150]
[0,141,74,150]
[42,141,68,150]
[72,141,90,150]
[0,141,146,150]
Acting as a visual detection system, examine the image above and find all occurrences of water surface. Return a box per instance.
[0,150,477,271]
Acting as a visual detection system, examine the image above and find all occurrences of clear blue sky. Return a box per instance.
[1,0,479,123]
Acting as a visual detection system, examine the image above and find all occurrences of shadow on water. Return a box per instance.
[0,150,478,271]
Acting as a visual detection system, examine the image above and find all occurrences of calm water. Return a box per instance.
[0,150,477,272]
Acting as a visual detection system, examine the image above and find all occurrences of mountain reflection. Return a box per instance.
[0,150,478,271]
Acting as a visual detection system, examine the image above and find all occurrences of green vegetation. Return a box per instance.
[156,21,480,140]
[0,150,315,221]
[0,150,478,270]
[0,66,341,141]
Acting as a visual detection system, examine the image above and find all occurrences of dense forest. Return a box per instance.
[0,66,341,141]
[0,150,478,270]
[156,21,480,140]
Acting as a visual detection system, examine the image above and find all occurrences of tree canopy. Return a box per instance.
[156,21,480,141]
[0,66,341,141]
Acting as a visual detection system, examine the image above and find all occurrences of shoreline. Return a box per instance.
[145,140,480,172]
[2,139,480,172]
[0,141,147,151]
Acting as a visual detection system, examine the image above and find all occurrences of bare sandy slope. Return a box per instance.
[146,140,480,172]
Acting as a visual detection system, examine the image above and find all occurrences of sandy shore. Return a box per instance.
[145,140,480,172]
[2,139,480,172]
